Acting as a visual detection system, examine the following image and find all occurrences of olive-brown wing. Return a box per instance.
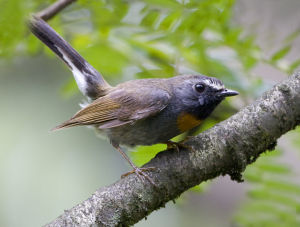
[53,86,171,130]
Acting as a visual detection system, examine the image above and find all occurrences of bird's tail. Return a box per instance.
[28,16,111,99]
[51,119,81,131]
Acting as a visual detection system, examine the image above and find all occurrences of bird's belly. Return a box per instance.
[102,114,181,147]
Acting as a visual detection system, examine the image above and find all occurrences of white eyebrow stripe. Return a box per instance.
[203,79,224,90]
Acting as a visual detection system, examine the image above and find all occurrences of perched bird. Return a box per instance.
[29,17,238,185]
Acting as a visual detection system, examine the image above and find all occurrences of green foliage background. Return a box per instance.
[0,0,299,226]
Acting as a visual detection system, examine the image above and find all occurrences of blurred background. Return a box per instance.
[0,0,300,226]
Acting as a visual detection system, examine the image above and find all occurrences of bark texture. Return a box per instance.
[45,72,300,226]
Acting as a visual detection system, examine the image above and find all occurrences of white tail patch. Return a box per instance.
[56,46,88,95]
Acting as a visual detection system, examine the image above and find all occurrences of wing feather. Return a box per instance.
[53,82,171,130]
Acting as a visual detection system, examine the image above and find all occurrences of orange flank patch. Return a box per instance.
[176,112,202,132]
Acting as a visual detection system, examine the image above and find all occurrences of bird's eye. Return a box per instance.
[195,83,205,93]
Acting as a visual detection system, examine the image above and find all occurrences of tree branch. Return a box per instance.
[45,71,300,226]
[36,0,77,21]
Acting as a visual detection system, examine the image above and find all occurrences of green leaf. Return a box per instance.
[61,78,78,98]
[190,181,211,193]
[158,11,181,31]
[236,147,300,227]
[288,59,300,74]
[141,10,160,28]
[130,144,165,166]
[284,28,300,43]
[143,0,181,9]
[0,0,25,56]
[254,163,290,174]
[264,180,300,195]
[271,45,291,62]
[248,189,300,209]
[130,134,184,166]
[236,201,299,227]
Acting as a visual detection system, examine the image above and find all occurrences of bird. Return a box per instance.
[29,16,238,185]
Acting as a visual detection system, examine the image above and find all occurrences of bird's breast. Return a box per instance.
[176,112,202,132]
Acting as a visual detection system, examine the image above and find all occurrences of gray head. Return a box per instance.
[170,74,238,119]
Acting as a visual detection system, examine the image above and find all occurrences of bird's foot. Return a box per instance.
[112,143,158,186]
[121,166,157,186]
[165,138,196,153]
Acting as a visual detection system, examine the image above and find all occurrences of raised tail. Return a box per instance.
[28,16,111,99]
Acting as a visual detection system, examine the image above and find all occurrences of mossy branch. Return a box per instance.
[45,72,300,226]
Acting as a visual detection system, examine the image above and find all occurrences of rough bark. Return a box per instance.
[45,72,300,226]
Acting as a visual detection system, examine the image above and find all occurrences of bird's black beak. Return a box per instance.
[218,89,239,97]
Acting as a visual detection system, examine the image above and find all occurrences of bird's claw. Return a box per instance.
[121,167,157,187]
[165,140,196,153]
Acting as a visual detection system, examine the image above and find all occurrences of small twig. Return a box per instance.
[36,0,77,21]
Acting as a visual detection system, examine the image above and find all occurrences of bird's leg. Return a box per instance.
[164,137,196,153]
[111,143,157,186]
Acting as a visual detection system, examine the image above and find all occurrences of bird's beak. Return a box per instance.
[218,89,239,97]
